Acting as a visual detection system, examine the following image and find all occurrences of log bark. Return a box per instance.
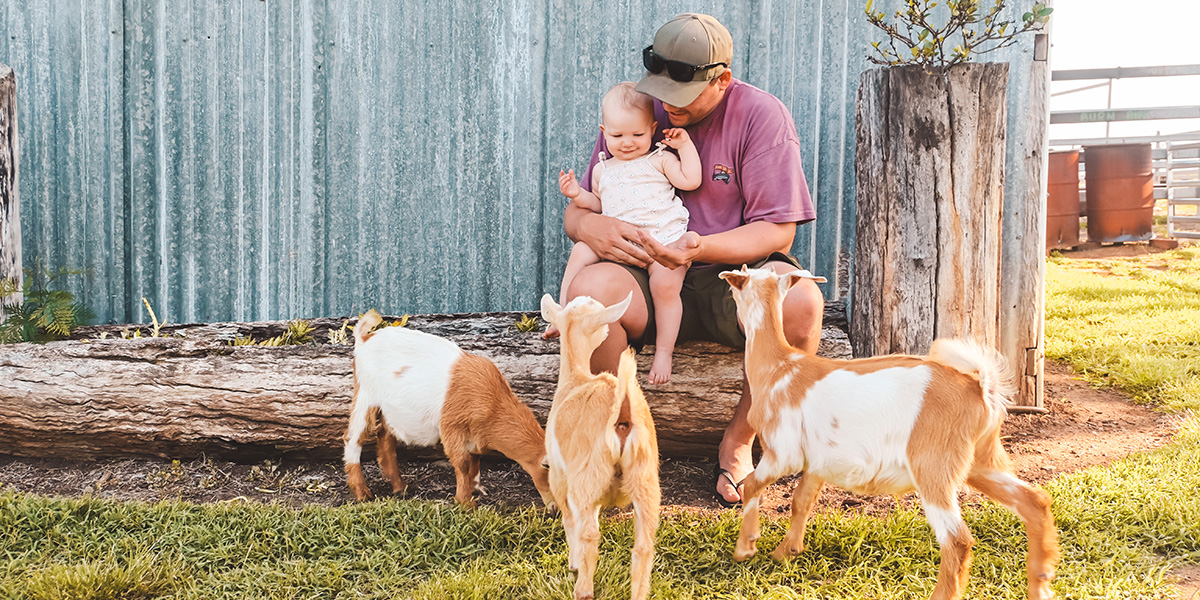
[0,308,851,462]
[0,64,19,308]
[851,64,1009,371]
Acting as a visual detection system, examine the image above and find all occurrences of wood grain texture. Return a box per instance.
[0,64,18,306]
[1000,34,1050,409]
[0,308,851,461]
[851,64,1021,399]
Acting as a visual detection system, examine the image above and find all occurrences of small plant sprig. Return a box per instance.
[374,314,409,332]
[141,297,167,337]
[513,314,541,333]
[328,319,353,345]
[865,0,1052,67]
[228,319,316,347]
[0,266,94,344]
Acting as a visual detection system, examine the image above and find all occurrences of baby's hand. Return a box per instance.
[559,169,581,199]
[661,128,692,149]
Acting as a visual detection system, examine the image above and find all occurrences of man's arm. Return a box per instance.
[638,221,796,270]
[564,204,653,268]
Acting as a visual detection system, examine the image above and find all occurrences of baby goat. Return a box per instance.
[540,293,661,600]
[344,309,555,510]
[719,267,1059,600]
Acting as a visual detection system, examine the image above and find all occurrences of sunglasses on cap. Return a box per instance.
[642,46,728,83]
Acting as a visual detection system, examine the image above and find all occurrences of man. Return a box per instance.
[561,13,823,507]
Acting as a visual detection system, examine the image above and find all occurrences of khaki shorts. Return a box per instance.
[623,252,803,351]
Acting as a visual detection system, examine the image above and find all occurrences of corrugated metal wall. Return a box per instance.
[0,0,1036,325]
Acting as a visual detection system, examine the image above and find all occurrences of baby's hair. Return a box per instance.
[601,82,655,123]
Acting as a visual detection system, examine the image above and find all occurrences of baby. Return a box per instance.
[553,81,701,384]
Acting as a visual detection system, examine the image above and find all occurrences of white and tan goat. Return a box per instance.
[344,309,555,510]
[540,293,660,600]
[719,267,1059,600]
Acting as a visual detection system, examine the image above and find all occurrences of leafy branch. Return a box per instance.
[865,0,1052,67]
[1,266,94,344]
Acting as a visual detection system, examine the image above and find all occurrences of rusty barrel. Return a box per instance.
[1084,143,1154,243]
[1047,150,1080,250]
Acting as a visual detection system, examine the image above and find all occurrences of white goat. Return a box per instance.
[540,293,661,600]
[719,267,1059,600]
[344,309,555,510]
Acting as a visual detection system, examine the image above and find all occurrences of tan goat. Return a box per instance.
[344,309,555,510]
[540,293,661,600]
[719,267,1059,600]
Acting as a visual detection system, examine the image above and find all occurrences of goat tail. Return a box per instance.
[929,338,1017,420]
[354,309,383,345]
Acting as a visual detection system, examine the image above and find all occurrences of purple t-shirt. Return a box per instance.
[581,79,814,238]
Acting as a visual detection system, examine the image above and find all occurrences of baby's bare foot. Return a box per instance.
[542,324,560,339]
[648,351,673,384]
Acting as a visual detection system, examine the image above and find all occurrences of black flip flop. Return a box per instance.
[713,466,744,509]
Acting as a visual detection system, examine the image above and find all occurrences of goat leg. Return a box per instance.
[770,473,824,562]
[734,469,777,562]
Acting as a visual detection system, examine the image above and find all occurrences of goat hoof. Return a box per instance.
[732,548,756,563]
[769,547,800,563]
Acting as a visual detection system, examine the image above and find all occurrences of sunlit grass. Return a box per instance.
[1046,247,1200,412]
[2,250,1199,598]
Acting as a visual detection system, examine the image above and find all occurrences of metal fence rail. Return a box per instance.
[1167,141,1200,239]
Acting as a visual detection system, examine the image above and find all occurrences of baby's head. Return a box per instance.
[600,82,657,160]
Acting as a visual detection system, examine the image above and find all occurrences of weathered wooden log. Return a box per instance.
[852,64,1033,403]
[0,308,851,462]
[0,64,20,308]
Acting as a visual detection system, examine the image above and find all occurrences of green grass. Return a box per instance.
[1046,246,1200,412]
[2,251,1199,599]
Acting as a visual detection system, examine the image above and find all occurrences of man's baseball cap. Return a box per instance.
[636,13,733,108]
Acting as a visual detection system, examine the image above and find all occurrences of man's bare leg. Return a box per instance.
[545,242,603,339]
[716,260,824,504]
[564,262,650,374]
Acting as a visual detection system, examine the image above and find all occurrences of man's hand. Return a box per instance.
[559,169,582,199]
[575,212,653,268]
[639,230,701,270]
[661,128,692,150]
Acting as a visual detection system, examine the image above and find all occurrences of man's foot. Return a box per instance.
[542,324,560,339]
[647,350,673,384]
[714,466,745,508]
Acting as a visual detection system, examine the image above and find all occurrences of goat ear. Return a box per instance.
[779,272,805,296]
[540,294,562,325]
[720,270,749,291]
[596,291,633,325]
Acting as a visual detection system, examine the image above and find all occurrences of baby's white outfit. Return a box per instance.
[594,146,690,245]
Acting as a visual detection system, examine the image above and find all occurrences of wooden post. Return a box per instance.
[0,64,20,308]
[851,63,1008,358]
[1000,32,1051,411]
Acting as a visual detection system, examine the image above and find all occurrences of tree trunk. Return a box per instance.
[0,64,20,308]
[851,63,1016,388]
[0,309,851,462]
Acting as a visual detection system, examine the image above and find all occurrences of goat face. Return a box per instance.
[719,267,815,332]
[540,292,633,357]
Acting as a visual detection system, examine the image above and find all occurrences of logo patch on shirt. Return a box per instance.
[712,164,733,183]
